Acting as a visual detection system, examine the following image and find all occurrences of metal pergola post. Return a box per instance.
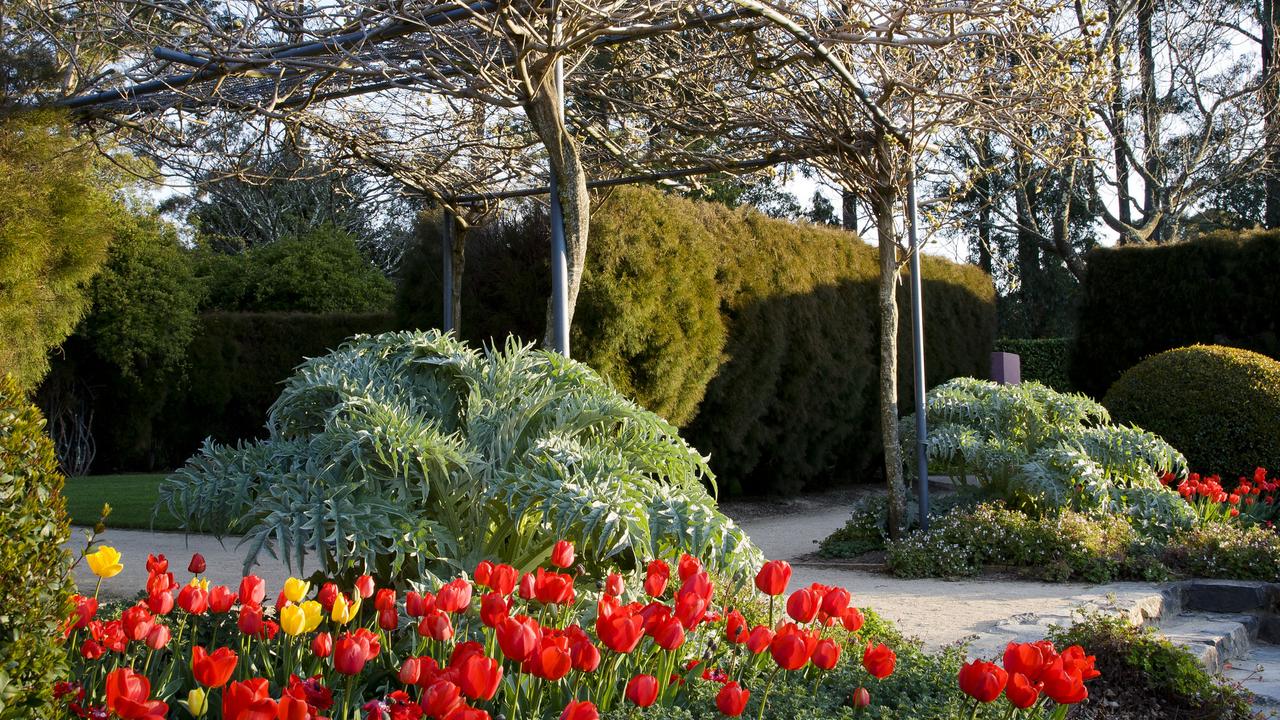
[906,165,930,530]
[547,4,571,357]
[441,210,455,332]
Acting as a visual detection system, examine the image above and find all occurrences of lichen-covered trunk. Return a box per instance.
[524,72,590,348]
[870,177,908,540]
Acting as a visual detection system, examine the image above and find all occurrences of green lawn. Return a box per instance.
[62,473,181,530]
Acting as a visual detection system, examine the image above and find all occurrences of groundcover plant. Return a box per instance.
[61,545,1098,719]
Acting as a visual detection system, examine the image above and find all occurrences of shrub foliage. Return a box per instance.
[993,338,1073,392]
[902,378,1192,529]
[399,187,996,494]
[159,331,760,582]
[0,375,72,718]
[1072,229,1280,397]
[1103,344,1280,477]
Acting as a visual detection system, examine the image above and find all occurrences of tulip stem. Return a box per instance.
[756,667,781,720]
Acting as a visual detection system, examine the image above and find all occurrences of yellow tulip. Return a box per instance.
[283,577,310,603]
[186,688,208,717]
[188,577,210,592]
[279,603,306,636]
[86,546,123,578]
[330,593,360,625]
[301,600,323,632]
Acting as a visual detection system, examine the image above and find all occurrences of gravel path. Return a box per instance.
[67,488,1167,657]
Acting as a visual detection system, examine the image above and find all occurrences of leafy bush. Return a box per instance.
[0,375,72,718]
[1103,345,1280,477]
[0,112,119,390]
[902,378,1193,531]
[883,503,1167,583]
[1072,228,1280,398]
[399,187,996,494]
[1162,521,1280,581]
[1048,613,1255,720]
[160,331,760,582]
[817,493,976,558]
[993,338,1073,392]
[196,225,394,313]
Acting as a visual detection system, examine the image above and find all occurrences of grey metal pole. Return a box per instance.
[906,165,930,530]
[441,210,455,333]
[547,9,570,357]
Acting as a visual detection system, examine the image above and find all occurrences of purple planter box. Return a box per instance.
[991,352,1021,385]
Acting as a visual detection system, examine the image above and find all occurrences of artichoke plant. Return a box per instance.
[159,331,759,583]
[901,378,1194,532]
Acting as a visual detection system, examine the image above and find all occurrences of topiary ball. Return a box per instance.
[1103,345,1280,476]
[0,374,72,719]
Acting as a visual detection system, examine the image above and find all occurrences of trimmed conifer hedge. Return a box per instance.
[994,338,1073,392]
[1072,229,1280,398]
[399,186,996,494]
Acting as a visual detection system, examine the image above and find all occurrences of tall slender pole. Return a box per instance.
[906,164,930,530]
[547,4,570,356]
[442,209,455,333]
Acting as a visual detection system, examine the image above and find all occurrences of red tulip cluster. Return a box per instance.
[956,641,1099,715]
[1163,467,1280,526]
[57,541,1098,720]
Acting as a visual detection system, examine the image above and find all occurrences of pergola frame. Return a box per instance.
[55,0,945,525]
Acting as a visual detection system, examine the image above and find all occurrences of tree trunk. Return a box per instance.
[975,131,995,275]
[1109,0,1134,234]
[1264,0,1280,227]
[449,222,466,332]
[868,152,907,540]
[524,71,591,347]
[1136,0,1165,242]
[841,189,858,231]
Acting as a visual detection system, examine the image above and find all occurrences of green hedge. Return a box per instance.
[1102,344,1280,476]
[1072,229,1280,398]
[81,311,397,471]
[0,375,72,719]
[400,186,996,494]
[993,338,1073,392]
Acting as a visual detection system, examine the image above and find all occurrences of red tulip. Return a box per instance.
[312,631,332,658]
[644,559,670,597]
[518,571,537,600]
[862,642,896,679]
[237,604,264,637]
[144,624,170,650]
[406,591,433,617]
[958,659,1008,702]
[209,585,236,613]
[480,592,508,628]
[597,612,645,654]
[400,657,423,685]
[1005,672,1041,709]
[456,653,503,700]
[192,645,238,688]
[238,575,266,607]
[525,636,573,681]
[378,606,399,631]
[1041,658,1088,704]
[146,554,168,575]
[497,615,541,662]
[625,674,659,707]
[317,582,339,610]
[421,611,454,642]
[177,584,208,615]
[841,606,864,632]
[726,610,749,644]
[571,639,601,671]
[188,553,206,573]
[70,595,98,630]
[786,588,819,623]
[605,573,625,597]
[222,678,277,720]
[474,560,494,587]
[1002,641,1046,680]
[489,564,519,596]
[678,553,703,581]
[813,638,842,670]
[551,540,575,568]
[533,568,575,606]
[715,681,750,716]
[653,616,686,651]
[851,687,871,708]
[770,627,814,670]
[105,668,168,720]
[355,574,376,599]
[422,680,463,719]
[334,633,371,675]
[277,684,311,720]
[560,700,599,720]
[754,560,791,596]
[1060,645,1101,680]
[437,579,473,613]
[745,625,774,654]
[121,603,155,642]
[819,587,851,617]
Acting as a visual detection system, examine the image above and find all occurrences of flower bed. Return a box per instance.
[1162,467,1279,528]
[59,544,1099,719]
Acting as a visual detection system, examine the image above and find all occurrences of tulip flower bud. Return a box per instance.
[187,688,209,717]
